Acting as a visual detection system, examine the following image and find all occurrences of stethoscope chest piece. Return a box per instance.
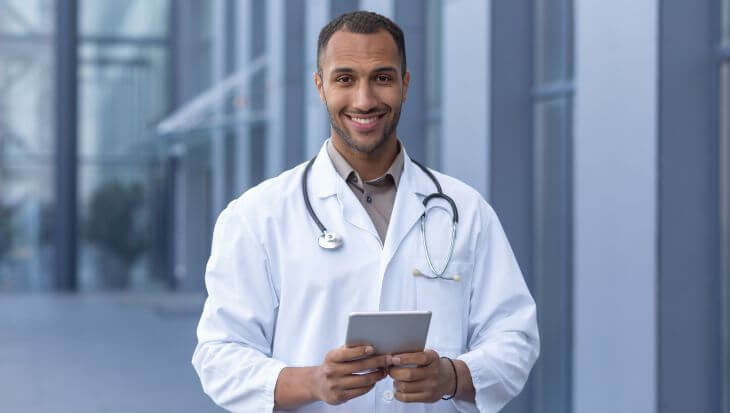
[318,231,343,249]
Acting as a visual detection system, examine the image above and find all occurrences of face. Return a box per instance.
[315,29,410,155]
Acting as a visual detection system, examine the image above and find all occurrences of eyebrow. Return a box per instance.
[330,66,399,75]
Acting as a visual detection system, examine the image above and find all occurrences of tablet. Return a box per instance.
[345,311,432,355]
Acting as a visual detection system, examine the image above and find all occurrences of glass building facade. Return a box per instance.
[0,1,726,412]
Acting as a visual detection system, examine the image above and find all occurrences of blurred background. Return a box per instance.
[0,0,727,412]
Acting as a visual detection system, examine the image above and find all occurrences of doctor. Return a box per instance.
[193,10,538,413]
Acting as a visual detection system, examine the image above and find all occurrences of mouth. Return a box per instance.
[344,112,386,132]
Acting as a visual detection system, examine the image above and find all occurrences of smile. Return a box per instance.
[345,113,386,132]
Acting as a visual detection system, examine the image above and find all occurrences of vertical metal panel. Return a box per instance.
[658,0,722,411]
[55,0,78,291]
[211,0,226,218]
[234,0,253,191]
[722,61,730,413]
[305,0,330,159]
[284,0,306,168]
[266,0,285,177]
[394,0,426,162]
[491,1,536,409]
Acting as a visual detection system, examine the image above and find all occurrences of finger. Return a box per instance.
[388,365,429,382]
[328,345,375,363]
[338,385,375,403]
[343,355,389,374]
[394,390,431,403]
[393,379,424,394]
[339,369,387,390]
[392,349,438,367]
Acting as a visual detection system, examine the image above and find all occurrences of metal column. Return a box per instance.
[54,0,78,292]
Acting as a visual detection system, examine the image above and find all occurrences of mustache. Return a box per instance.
[344,106,391,115]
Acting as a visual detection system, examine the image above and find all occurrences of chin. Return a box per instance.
[342,132,390,154]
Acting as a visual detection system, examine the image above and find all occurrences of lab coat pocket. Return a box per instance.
[415,260,470,353]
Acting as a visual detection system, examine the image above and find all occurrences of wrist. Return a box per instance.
[439,357,458,400]
[307,366,323,402]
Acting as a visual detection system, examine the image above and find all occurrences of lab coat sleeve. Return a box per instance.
[192,202,287,413]
[453,200,540,413]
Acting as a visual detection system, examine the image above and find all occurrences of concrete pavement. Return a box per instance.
[0,293,224,413]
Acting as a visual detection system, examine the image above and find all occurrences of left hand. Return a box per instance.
[387,349,455,403]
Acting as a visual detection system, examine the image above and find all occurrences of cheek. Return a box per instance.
[324,91,347,114]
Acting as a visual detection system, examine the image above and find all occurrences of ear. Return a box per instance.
[314,71,325,102]
[402,71,411,102]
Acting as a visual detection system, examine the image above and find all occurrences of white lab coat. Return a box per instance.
[192,142,539,413]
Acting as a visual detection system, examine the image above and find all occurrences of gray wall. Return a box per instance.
[573,1,658,411]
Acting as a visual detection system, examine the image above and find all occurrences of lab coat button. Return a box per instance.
[383,390,394,401]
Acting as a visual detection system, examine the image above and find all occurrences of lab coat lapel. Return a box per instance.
[310,141,380,241]
[381,150,432,269]
[338,177,380,240]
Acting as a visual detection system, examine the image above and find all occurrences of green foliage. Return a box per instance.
[84,180,147,263]
[0,201,15,259]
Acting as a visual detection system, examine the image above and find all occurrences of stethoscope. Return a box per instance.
[302,156,461,282]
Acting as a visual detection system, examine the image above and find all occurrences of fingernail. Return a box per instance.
[385,355,393,365]
[365,346,374,354]
[392,356,401,365]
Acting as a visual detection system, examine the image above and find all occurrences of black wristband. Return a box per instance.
[440,356,458,400]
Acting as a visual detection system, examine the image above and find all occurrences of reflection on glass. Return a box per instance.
[80,0,169,37]
[0,0,56,292]
[0,0,55,34]
[78,0,170,291]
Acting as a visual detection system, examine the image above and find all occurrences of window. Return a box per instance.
[77,0,171,290]
[0,0,57,291]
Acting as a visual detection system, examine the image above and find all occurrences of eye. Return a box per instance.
[376,74,392,83]
[335,75,352,84]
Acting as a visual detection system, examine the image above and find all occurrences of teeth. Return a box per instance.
[351,116,377,125]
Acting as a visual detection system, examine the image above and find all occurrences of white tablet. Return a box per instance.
[345,311,432,355]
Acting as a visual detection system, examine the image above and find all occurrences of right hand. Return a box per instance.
[313,345,389,405]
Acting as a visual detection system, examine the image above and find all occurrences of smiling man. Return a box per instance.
[193,11,539,413]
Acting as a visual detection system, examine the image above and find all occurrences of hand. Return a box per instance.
[388,349,455,403]
[312,345,389,405]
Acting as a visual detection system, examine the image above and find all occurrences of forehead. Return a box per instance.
[320,29,401,73]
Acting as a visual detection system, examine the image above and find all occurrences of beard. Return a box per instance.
[324,99,402,155]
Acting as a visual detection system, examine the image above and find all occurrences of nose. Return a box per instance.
[351,81,378,113]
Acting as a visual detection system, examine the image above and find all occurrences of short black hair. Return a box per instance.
[317,10,407,77]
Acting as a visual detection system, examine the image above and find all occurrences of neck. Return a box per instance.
[331,135,399,181]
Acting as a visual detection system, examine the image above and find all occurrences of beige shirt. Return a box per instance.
[326,139,404,242]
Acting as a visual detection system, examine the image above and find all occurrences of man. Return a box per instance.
[193,11,538,413]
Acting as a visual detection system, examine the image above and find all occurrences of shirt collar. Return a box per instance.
[325,139,404,188]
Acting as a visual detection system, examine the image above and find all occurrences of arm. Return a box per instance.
[192,203,388,411]
[275,346,388,409]
[192,204,286,412]
[388,350,475,403]
[454,200,540,412]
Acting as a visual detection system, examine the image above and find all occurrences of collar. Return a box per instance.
[326,139,404,188]
[310,139,435,199]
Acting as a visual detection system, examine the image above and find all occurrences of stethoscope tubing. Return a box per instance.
[302,155,459,280]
